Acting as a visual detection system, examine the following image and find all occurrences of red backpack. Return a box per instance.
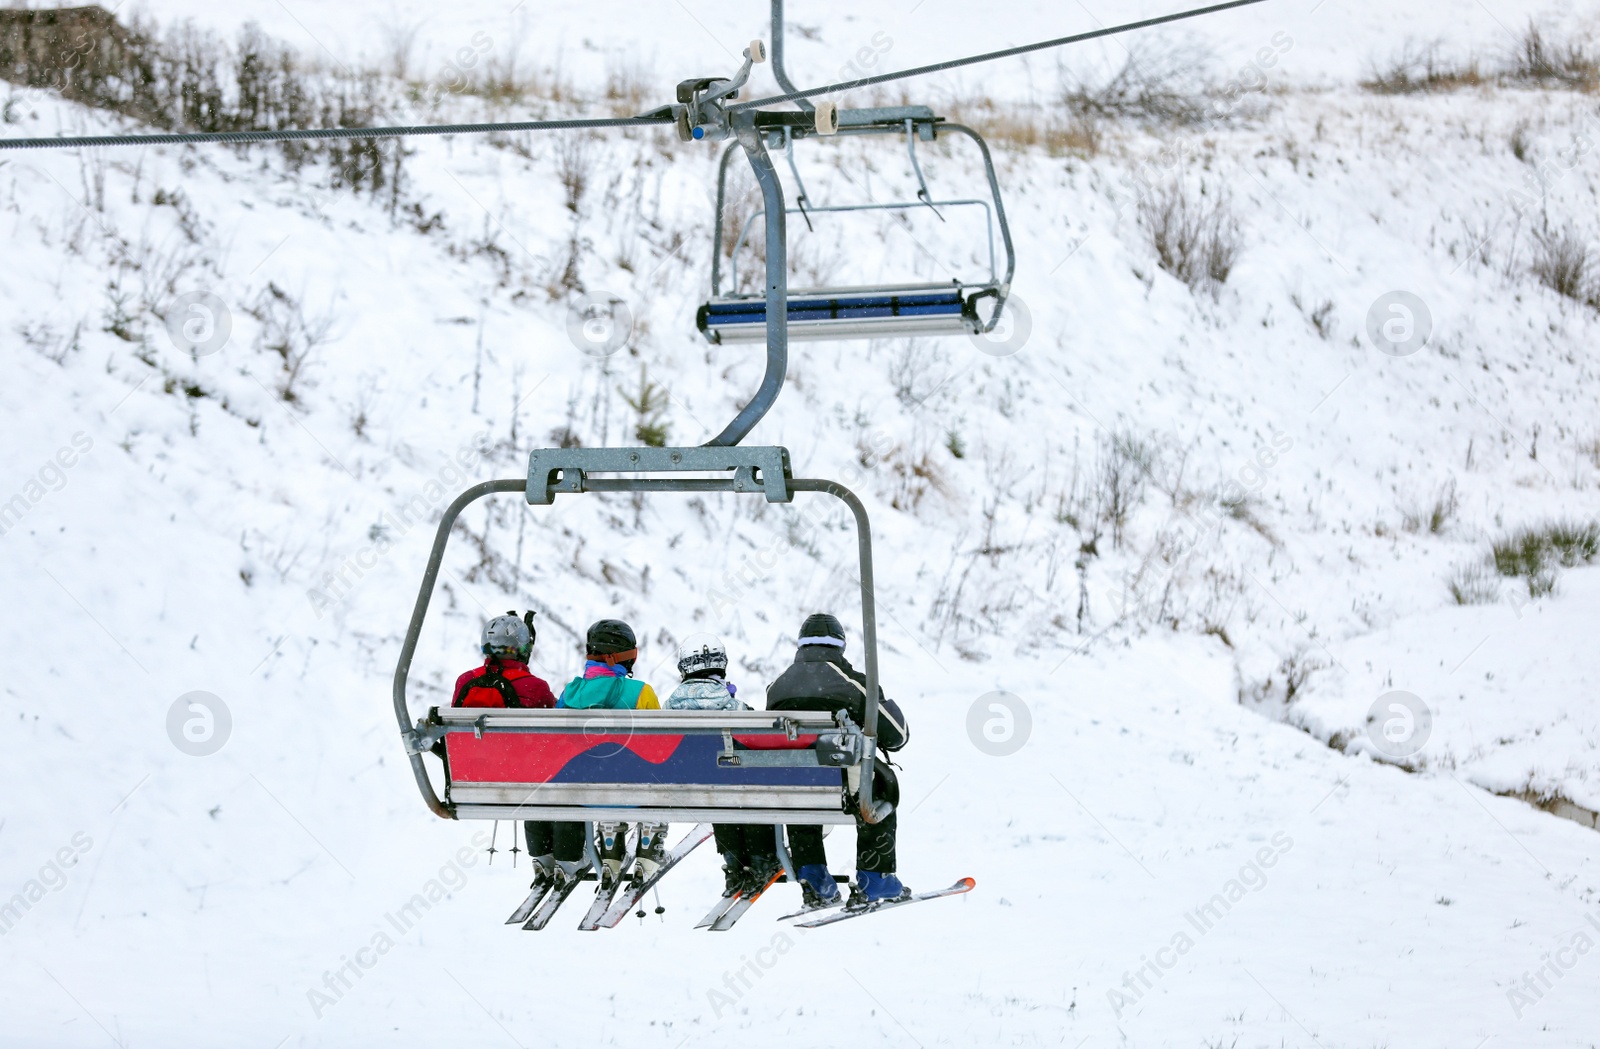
[455,663,533,708]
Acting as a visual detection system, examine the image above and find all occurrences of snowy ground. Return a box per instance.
[3,1,1600,1046]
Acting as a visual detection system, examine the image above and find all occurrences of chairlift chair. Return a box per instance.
[695,108,1016,343]
[393,446,894,830]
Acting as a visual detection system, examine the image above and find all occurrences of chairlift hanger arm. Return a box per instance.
[705,112,787,447]
[769,0,816,113]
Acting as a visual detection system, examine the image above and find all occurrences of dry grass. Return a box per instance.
[1139,181,1242,297]
[946,101,1100,156]
[1531,226,1598,306]
[1363,23,1600,95]
[1507,22,1600,89]
[1362,41,1484,94]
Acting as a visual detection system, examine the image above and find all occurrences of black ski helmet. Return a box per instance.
[798,613,846,649]
[586,618,638,656]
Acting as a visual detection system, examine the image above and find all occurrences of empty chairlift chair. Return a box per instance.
[696,107,1015,343]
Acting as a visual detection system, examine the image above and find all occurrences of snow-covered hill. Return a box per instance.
[3,2,1600,1046]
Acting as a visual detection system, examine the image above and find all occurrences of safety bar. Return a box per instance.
[391,469,889,824]
[729,199,998,293]
[430,708,844,733]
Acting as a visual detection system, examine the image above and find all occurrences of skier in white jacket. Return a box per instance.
[664,636,782,895]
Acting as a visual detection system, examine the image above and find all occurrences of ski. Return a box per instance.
[523,866,593,931]
[577,827,639,931]
[775,875,851,922]
[695,890,743,930]
[793,877,976,928]
[505,874,553,925]
[709,868,784,932]
[598,823,714,929]
[776,898,845,922]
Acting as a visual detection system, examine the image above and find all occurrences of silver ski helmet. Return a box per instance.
[676,633,728,677]
[482,610,534,660]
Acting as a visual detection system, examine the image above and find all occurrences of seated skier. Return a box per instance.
[555,618,666,890]
[766,613,911,908]
[663,635,782,899]
[450,612,569,890]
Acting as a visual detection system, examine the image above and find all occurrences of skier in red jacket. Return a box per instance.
[452,612,570,888]
[452,611,556,709]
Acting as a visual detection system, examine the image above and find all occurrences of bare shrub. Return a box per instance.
[1099,431,1157,550]
[1507,22,1599,89]
[0,8,398,198]
[1062,38,1216,126]
[379,16,424,82]
[1361,40,1483,94]
[1531,226,1597,305]
[556,135,591,212]
[1290,291,1336,340]
[885,444,952,513]
[1139,181,1242,296]
[603,51,651,116]
[1510,122,1532,161]
[248,283,336,402]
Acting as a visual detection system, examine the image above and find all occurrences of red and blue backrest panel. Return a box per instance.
[446,731,837,787]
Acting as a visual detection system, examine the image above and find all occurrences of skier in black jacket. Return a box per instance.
[766,613,911,907]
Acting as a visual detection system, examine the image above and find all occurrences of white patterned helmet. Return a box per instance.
[676,633,728,677]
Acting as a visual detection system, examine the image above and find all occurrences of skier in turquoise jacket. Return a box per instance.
[555,619,665,888]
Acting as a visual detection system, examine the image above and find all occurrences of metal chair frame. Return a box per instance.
[392,447,893,826]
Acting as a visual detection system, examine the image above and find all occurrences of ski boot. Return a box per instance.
[742,853,784,896]
[797,863,841,908]
[529,853,557,889]
[633,823,669,884]
[718,852,746,898]
[849,870,911,908]
[552,856,586,890]
[597,821,628,890]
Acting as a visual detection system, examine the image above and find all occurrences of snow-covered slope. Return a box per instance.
[3,2,1600,1046]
